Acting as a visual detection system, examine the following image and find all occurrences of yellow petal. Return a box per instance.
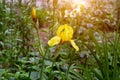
[48,36,61,46]
[57,24,73,42]
[70,40,79,51]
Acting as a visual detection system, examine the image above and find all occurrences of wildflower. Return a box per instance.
[31,7,37,23]
[87,23,93,28]
[64,10,70,18]
[80,4,85,11]
[48,24,79,51]
[70,12,76,18]
[94,9,103,16]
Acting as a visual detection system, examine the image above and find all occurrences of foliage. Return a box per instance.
[0,0,120,80]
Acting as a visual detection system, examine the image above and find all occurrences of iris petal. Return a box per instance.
[48,36,61,46]
[57,24,73,42]
[48,24,79,51]
[70,40,79,51]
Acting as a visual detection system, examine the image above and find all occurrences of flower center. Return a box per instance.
[60,28,65,34]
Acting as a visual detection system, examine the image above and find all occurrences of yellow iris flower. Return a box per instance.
[48,24,79,51]
[31,7,37,23]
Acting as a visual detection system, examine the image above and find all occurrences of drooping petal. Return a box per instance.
[70,40,79,51]
[48,36,61,46]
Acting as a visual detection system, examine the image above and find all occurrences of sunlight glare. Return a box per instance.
[73,0,87,8]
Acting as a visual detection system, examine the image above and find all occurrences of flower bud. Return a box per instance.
[31,7,37,23]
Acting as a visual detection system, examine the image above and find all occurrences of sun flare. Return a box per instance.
[74,0,86,5]
[73,0,87,5]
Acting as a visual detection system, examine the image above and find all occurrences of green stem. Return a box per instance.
[66,54,72,80]
[28,71,31,78]
[34,23,45,57]
[48,45,61,80]
[112,32,119,80]
[52,44,61,60]
[48,60,55,80]
[103,38,109,80]
[33,22,45,80]
[66,65,70,80]
[56,63,65,80]
[40,56,45,80]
